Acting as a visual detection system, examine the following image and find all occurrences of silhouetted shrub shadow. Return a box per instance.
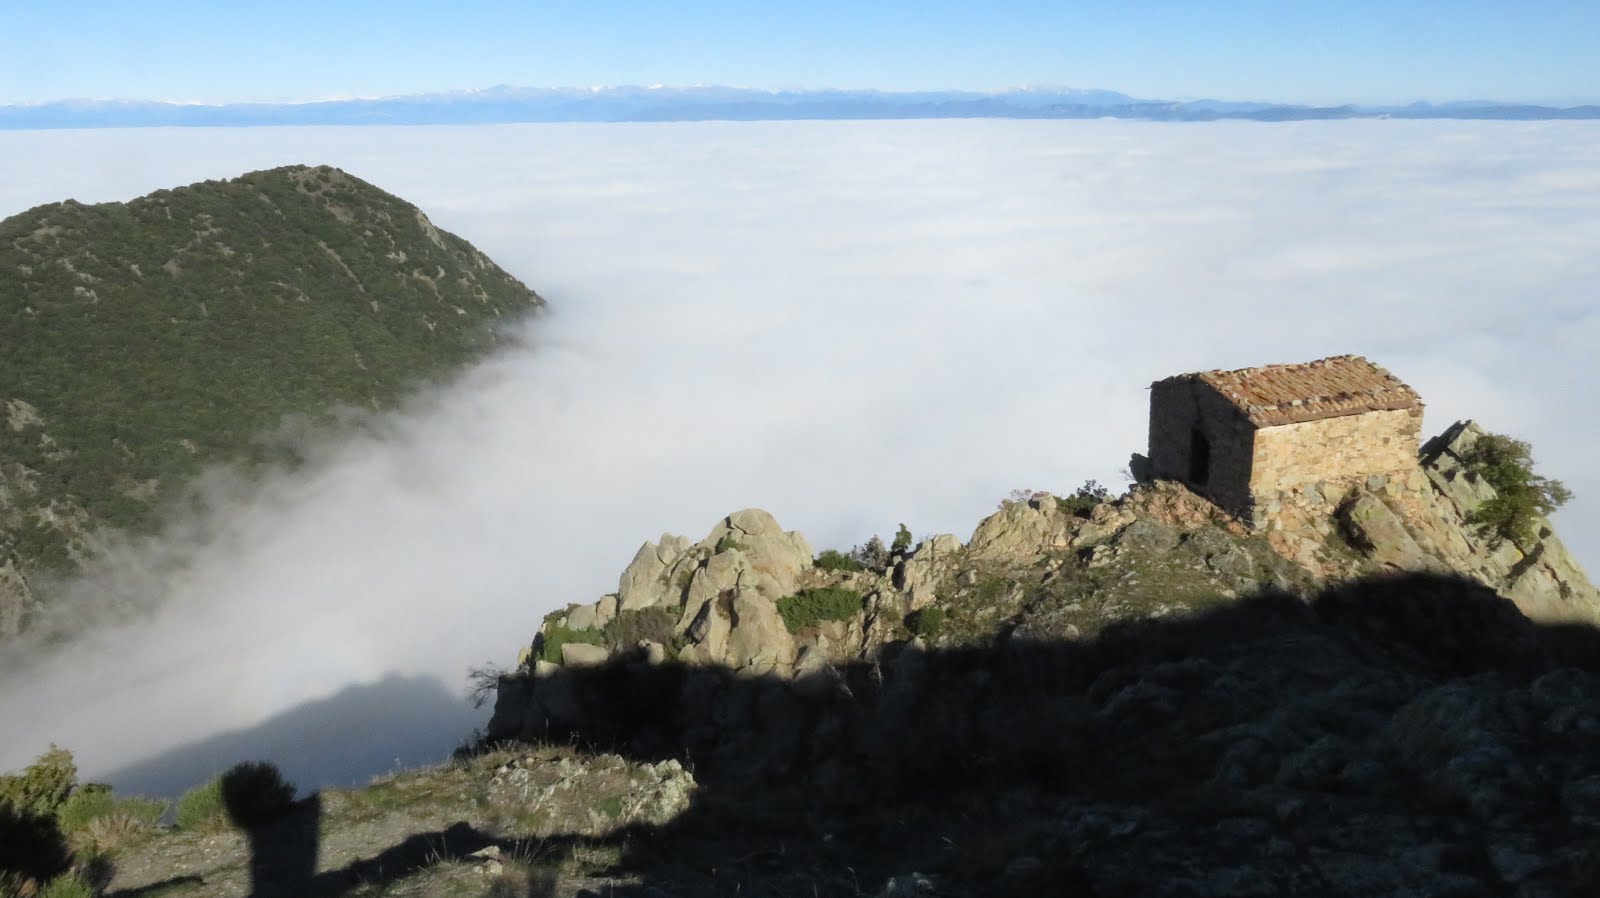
[0,800,72,885]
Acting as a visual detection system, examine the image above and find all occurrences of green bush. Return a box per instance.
[37,874,95,898]
[891,524,913,555]
[53,784,112,836]
[52,780,164,838]
[814,549,865,573]
[776,587,865,633]
[1058,480,1111,518]
[1460,432,1572,548]
[0,746,76,818]
[601,607,681,653]
[220,761,296,826]
[538,623,605,664]
[175,776,226,829]
[905,607,947,640]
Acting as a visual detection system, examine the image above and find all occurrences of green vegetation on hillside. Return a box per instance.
[1459,431,1573,548]
[0,164,543,593]
[776,587,864,633]
[0,747,164,894]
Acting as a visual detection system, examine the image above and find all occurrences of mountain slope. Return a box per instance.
[0,165,544,632]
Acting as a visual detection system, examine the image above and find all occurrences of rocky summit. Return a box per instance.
[466,418,1600,896]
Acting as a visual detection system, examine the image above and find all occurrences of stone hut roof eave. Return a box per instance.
[1152,354,1423,429]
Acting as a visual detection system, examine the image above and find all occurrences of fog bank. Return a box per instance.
[0,120,1595,794]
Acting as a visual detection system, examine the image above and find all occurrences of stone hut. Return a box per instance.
[1148,354,1423,519]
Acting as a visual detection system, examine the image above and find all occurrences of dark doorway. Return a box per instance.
[1189,428,1211,485]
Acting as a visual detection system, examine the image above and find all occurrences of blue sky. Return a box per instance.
[2,1,1597,106]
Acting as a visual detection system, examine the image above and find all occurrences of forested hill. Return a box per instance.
[0,165,544,632]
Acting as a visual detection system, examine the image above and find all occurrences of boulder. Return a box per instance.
[678,551,756,633]
[618,534,692,611]
[900,534,961,609]
[1339,493,1438,572]
[967,499,1074,562]
[560,642,611,667]
[679,592,734,666]
[594,594,619,630]
[566,603,598,632]
[1113,519,1181,556]
[721,591,797,676]
[695,509,814,595]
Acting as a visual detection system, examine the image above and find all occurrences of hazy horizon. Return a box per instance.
[1,119,1595,796]
[7,2,1600,108]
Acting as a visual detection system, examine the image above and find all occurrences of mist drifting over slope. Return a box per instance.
[0,120,1596,794]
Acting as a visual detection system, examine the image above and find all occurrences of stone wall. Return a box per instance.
[1148,379,1255,514]
[1249,407,1422,497]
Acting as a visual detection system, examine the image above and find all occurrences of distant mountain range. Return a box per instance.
[4,85,1599,128]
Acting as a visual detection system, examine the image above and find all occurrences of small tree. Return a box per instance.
[850,536,889,573]
[1459,431,1572,548]
[891,523,913,556]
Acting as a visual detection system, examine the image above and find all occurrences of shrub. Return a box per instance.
[1459,431,1572,548]
[174,776,226,830]
[850,536,889,573]
[467,663,508,709]
[776,587,865,633]
[220,761,296,827]
[601,607,680,653]
[814,549,865,573]
[0,746,77,818]
[53,785,113,836]
[53,782,163,840]
[73,807,158,854]
[1058,480,1111,519]
[538,624,604,664]
[891,524,913,555]
[37,874,95,898]
[905,607,947,640]
[1001,489,1050,509]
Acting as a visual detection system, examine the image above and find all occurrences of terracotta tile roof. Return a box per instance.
[1154,354,1422,427]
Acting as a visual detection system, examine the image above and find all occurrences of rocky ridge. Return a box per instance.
[469,418,1600,897]
[495,419,1595,709]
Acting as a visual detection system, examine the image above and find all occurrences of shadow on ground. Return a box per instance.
[89,572,1600,896]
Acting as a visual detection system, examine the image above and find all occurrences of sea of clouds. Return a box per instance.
[0,120,1596,795]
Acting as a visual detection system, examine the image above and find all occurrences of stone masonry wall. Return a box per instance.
[1248,407,1422,498]
[1149,380,1255,514]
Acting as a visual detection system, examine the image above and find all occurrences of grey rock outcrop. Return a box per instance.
[967,495,1074,562]
[1257,419,1600,624]
[616,534,693,611]
[0,558,33,638]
